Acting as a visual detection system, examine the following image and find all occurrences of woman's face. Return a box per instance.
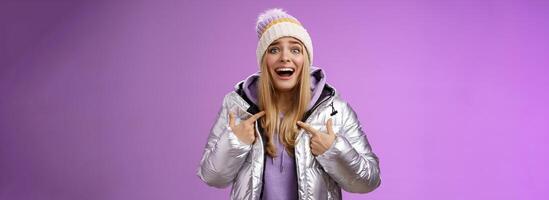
[264,37,305,93]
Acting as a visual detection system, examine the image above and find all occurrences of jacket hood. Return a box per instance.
[235,66,328,112]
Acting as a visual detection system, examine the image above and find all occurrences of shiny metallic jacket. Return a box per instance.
[197,82,381,200]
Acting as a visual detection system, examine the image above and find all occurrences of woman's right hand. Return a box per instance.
[228,111,266,145]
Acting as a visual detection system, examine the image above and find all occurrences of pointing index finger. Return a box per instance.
[246,111,266,123]
[297,121,318,136]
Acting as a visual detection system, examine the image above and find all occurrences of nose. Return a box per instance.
[280,49,290,63]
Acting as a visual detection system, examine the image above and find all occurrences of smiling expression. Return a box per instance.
[264,37,306,93]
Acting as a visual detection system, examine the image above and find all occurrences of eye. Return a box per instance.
[291,48,301,54]
[268,47,280,54]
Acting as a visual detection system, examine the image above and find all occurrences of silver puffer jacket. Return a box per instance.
[197,81,381,200]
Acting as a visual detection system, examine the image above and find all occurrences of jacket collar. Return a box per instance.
[234,78,335,122]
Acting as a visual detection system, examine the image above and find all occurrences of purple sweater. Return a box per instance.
[241,66,327,200]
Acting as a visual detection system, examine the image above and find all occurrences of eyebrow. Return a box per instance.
[269,40,301,47]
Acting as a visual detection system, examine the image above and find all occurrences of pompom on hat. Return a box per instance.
[255,8,313,68]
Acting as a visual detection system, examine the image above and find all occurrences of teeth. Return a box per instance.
[276,67,294,72]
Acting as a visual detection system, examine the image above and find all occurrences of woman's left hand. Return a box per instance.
[297,119,336,156]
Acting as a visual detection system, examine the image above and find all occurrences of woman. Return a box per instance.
[197,8,381,200]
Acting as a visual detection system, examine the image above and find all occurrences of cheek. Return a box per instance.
[265,53,277,63]
[294,57,305,73]
[265,55,277,69]
[294,56,304,67]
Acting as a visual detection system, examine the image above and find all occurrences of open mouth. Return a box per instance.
[275,67,295,77]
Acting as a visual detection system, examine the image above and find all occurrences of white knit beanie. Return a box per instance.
[255,8,313,68]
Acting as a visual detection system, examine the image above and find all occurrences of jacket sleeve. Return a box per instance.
[315,101,381,193]
[196,94,253,188]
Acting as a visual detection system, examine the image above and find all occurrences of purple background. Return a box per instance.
[1,0,548,199]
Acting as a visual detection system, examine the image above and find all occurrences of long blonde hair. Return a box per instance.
[258,39,311,158]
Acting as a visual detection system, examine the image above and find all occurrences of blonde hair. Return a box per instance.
[258,39,311,158]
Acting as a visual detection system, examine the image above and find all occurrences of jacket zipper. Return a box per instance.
[298,89,335,199]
